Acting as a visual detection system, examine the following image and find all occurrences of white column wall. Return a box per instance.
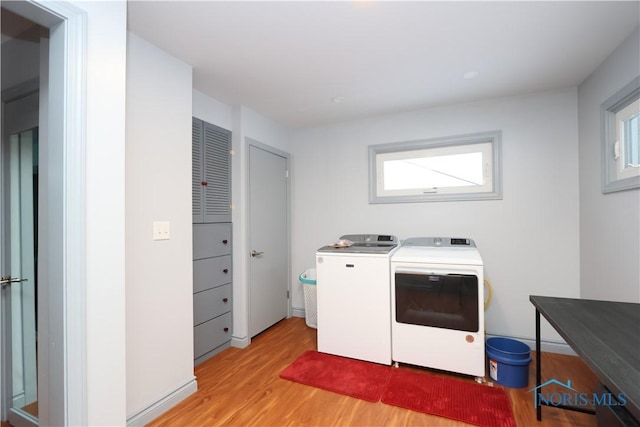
[70,1,128,425]
[125,33,196,420]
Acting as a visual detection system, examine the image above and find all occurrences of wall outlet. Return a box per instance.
[153,221,170,240]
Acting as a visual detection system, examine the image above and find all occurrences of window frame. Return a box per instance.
[601,76,640,194]
[368,131,502,204]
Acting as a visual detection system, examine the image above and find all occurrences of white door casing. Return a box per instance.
[0,1,87,426]
[247,140,290,337]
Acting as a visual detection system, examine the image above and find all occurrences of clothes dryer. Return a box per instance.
[391,237,485,377]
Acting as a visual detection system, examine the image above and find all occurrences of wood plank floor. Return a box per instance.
[148,317,599,427]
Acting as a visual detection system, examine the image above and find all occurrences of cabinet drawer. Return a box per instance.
[193,223,231,260]
[194,284,232,326]
[194,312,232,359]
[193,256,231,293]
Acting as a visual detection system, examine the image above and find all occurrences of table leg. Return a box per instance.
[536,308,542,421]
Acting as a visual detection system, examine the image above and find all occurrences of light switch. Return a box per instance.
[153,221,170,240]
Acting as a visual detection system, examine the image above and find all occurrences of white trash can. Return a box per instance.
[299,268,317,329]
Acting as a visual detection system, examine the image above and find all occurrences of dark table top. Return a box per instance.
[530,295,640,421]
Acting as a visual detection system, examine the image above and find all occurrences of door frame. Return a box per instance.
[245,138,291,339]
[0,1,87,425]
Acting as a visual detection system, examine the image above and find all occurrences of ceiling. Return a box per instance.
[127,1,640,128]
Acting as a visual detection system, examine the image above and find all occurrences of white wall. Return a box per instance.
[71,1,128,425]
[193,89,233,130]
[237,105,292,154]
[291,90,581,344]
[125,33,196,422]
[578,27,640,302]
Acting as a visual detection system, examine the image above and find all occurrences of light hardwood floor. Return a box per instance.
[148,317,598,427]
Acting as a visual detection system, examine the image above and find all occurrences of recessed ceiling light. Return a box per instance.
[462,71,480,80]
[332,96,345,103]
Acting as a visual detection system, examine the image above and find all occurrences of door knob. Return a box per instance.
[0,276,27,288]
[250,250,264,258]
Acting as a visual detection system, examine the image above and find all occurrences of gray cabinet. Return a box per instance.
[192,118,231,224]
[193,223,232,365]
[192,117,232,366]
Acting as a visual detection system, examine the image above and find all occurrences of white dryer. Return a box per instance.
[391,237,485,377]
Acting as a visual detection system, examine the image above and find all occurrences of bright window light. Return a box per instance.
[616,99,640,180]
[369,132,502,203]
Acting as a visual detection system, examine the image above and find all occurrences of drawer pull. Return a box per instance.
[223,268,229,274]
[222,239,228,245]
[223,297,229,303]
[223,327,229,333]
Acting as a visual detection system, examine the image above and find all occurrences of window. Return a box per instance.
[602,77,640,193]
[369,131,502,203]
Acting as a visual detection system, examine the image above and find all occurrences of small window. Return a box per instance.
[602,77,640,193]
[369,131,502,203]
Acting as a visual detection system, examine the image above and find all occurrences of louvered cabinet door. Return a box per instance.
[202,122,231,223]
[192,118,205,223]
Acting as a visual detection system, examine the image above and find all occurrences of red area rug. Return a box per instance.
[279,350,391,402]
[280,351,516,427]
[381,368,516,427]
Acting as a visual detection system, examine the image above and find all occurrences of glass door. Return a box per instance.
[2,127,39,427]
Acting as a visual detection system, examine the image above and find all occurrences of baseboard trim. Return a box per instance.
[126,377,197,427]
[231,335,250,349]
[291,307,305,318]
[485,333,576,356]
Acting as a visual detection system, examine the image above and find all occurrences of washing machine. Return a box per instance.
[391,237,485,377]
[316,234,399,365]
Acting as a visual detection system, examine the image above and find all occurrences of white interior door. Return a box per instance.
[248,143,289,337]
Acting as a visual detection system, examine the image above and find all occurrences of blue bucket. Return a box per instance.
[486,337,531,388]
